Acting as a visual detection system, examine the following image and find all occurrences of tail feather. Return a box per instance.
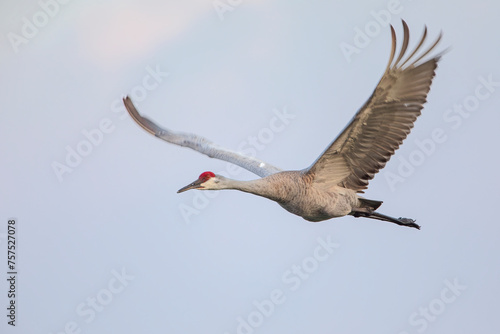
[358,198,383,211]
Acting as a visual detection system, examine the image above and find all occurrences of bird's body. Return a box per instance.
[266,171,357,222]
[124,20,444,229]
[199,171,360,221]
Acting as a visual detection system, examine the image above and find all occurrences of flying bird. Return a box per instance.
[123,20,443,229]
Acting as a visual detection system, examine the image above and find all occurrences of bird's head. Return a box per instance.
[177,171,223,193]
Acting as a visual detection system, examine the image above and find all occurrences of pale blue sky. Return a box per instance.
[1,1,499,333]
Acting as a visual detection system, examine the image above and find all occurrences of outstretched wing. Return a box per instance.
[123,97,282,178]
[306,20,443,192]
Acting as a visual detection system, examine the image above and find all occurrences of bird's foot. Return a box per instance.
[398,217,420,230]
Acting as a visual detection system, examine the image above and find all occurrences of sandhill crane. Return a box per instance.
[123,20,443,229]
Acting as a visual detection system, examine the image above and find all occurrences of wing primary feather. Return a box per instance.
[386,25,397,69]
[400,26,428,68]
[124,97,158,136]
[412,31,443,65]
[393,20,410,67]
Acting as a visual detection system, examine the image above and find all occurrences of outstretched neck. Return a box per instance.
[217,176,283,202]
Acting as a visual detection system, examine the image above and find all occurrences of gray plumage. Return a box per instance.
[124,20,443,229]
[124,97,281,178]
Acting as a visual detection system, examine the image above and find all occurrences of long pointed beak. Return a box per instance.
[177,179,204,193]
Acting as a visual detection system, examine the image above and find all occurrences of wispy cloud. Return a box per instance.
[74,3,210,68]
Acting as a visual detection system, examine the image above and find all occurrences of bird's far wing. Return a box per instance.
[123,97,282,178]
[306,20,443,193]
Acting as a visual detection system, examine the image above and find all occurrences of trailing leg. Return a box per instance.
[351,210,420,229]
